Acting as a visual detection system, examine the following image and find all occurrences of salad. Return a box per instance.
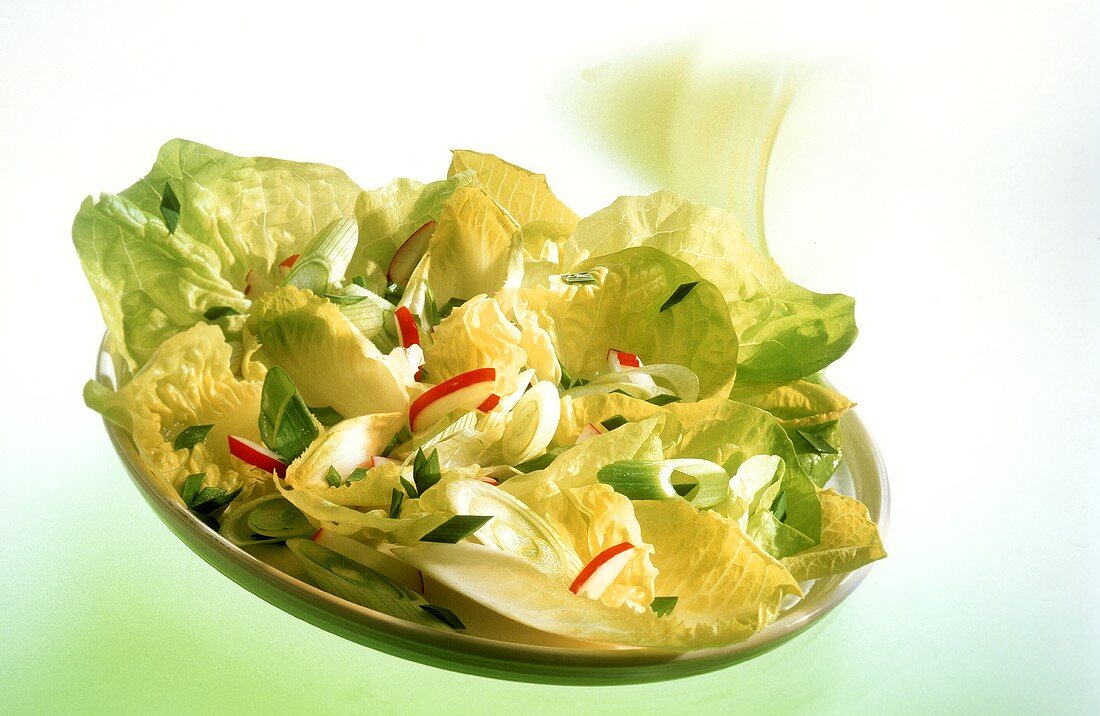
[76,140,885,649]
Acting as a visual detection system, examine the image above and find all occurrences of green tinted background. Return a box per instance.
[2,1,1097,713]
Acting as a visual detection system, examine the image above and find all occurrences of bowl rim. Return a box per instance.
[96,334,890,685]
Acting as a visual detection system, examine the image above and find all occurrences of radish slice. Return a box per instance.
[480,476,499,486]
[227,435,288,477]
[576,423,603,444]
[477,394,501,413]
[606,348,642,372]
[278,254,300,276]
[387,221,435,287]
[408,367,497,432]
[569,542,636,598]
[394,306,421,348]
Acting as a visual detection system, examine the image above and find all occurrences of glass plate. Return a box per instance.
[95,337,889,685]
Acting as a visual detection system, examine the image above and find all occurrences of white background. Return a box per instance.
[1,1,1097,712]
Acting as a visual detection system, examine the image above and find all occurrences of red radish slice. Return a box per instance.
[311,528,324,541]
[244,283,253,296]
[387,221,435,287]
[606,348,642,372]
[394,306,421,348]
[408,367,496,432]
[480,476,499,486]
[227,435,288,477]
[576,423,603,444]
[477,394,501,413]
[569,542,636,598]
[278,254,300,276]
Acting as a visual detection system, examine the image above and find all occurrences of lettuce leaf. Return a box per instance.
[521,247,738,397]
[423,187,522,305]
[561,191,856,383]
[780,489,886,580]
[448,150,579,228]
[247,286,413,417]
[422,295,527,393]
[728,380,854,429]
[349,172,475,280]
[84,324,270,501]
[284,413,405,491]
[74,139,363,368]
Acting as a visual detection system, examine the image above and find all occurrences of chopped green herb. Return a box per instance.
[202,305,240,321]
[173,424,214,450]
[380,427,411,458]
[646,394,682,406]
[190,486,242,515]
[308,405,344,427]
[413,448,442,495]
[439,297,465,319]
[346,467,369,483]
[420,604,466,630]
[659,281,699,312]
[515,446,568,473]
[771,490,789,522]
[259,367,319,462]
[351,275,368,288]
[388,487,404,519]
[560,271,597,285]
[383,282,403,303]
[600,414,628,431]
[160,183,181,233]
[559,363,573,390]
[325,466,344,487]
[420,515,493,543]
[424,286,440,326]
[796,429,838,455]
[400,475,419,499]
[650,596,678,618]
[324,292,368,306]
[180,473,205,507]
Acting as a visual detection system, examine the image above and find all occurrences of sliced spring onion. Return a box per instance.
[346,467,369,484]
[324,292,368,306]
[597,458,729,508]
[160,183,180,233]
[286,539,453,630]
[658,281,699,312]
[325,466,344,487]
[308,405,344,427]
[419,604,466,630]
[560,271,597,285]
[246,497,314,539]
[650,596,679,618]
[796,429,838,455]
[173,424,214,450]
[282,217,358,294]
[389,487,404,519]
[646,394,682,406]
[501,380,561,464]
[334,285,388,339]
[419,515,493,543]
[259,366,319,462]
[399,475,419,499]
[202,305,240,321]
[413,448,442,495]
[600,414,628,431]
[438,297,465,319]
[514,446,568,473]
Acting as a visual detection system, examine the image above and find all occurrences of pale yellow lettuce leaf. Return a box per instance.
[448,150,579,228]
[781,489,886,581]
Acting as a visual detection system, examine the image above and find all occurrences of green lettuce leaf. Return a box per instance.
[84,324,270,501]
[781,489,886,580]
[448,150,579,228]
[561,191,856,383]
[74,139,363,368]
[521,247,738,397]
[422,187,523,304]
[349,172,475,279]
[247,286,413,417]
[728,380,854,429]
